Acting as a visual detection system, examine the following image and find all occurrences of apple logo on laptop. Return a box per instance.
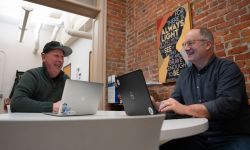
[81,96,86,102]
[129,91,135,100]
[148,107,154,115]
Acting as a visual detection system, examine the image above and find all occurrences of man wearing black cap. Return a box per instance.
[11,41,72,112]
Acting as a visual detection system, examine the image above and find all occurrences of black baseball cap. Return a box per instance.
[42,41,72,57]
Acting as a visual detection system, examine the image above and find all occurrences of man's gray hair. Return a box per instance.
[199,28,214,50]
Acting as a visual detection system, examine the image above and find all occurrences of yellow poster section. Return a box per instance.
[63,64,71,79]
[158,3,192,83]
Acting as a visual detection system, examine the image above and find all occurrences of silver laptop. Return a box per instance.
[45,79,103,116]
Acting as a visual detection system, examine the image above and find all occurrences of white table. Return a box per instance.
[96,111,208,142]
[161,117,208,142]
[0,111,165,150]
[0,111,208,142]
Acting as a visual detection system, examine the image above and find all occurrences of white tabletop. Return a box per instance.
[160,117,208,142]
[0,111,126,121]
[0,111,208,142]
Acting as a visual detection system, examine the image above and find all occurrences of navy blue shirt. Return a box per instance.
[172,55,250,134]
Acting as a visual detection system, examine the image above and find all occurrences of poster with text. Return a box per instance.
[157,3,192,83]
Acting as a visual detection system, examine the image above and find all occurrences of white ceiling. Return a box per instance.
[0,0,91,46]
[0,0,65,29]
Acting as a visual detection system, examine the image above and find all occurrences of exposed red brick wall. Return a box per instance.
[106,0,126,77]
[106,0,126,109]
[107,0,250,102]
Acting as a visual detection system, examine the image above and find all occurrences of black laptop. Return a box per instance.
[116,69,192,119]
[116,69,158,115]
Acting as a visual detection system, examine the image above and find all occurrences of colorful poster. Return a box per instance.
[63,63,71,79]
[157,3,192,83]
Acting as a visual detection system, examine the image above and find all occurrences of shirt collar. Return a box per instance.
[42,65,64,81]
[191,54,217,73]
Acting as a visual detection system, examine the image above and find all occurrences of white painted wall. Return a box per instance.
[0,21,91,99]
[64,39,92,81]
[0,22,42,98]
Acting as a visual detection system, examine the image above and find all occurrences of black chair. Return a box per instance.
[4,70,24,111]
[9,70,24,99]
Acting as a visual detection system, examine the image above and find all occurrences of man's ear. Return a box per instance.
[41,53,46,60]
[206,41,212,51]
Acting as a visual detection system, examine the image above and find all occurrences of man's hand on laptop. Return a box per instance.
[151,97,181,114]
[53,101,61,113]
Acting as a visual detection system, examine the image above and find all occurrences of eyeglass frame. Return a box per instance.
[182,39,210,49]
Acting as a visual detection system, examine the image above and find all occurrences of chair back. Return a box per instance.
[0,114,165,150]
[9,70,24,98]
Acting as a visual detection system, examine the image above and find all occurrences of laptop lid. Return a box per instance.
[116,69,158,116]
[53,79,103,116]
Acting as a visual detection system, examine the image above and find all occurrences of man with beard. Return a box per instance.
[154,28,250,150]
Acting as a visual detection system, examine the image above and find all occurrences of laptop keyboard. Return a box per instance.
[164,111,192,120]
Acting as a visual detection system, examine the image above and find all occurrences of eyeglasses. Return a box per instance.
[182,39,209,49]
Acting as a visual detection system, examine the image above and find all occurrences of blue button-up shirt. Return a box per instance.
[171,55,250,134]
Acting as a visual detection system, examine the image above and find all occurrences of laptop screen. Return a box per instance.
[116,69,158,116]
[45,79,103,116]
